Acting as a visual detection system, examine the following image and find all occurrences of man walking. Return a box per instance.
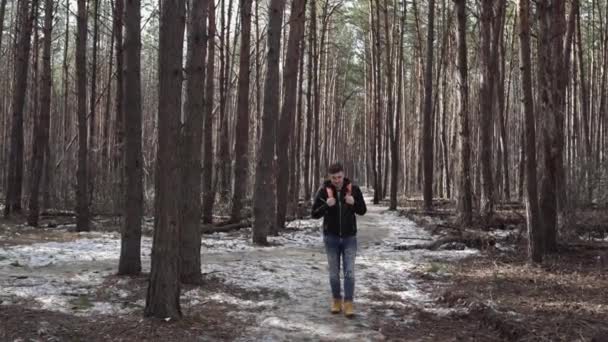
[312,163,367,317]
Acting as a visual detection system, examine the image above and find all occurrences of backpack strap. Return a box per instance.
[326,187,335,199]
[346,183,352,196]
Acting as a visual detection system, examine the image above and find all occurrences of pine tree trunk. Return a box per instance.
[231,0,253,223]
[492,1,506,201]
[42,137,52,209]
[202,1,217,224]
[454,0,472,226]
[576,5,593,204]
[497,6,510,201]
[422,0,435,211]
[118,0,143,276]
[28,0,53,227]
[371,0,382,205]
[61,0,71,207]
[103,15,115,185]
[4,0,36,217]
[218,0,234,200]
[390,1,406,211]
[0,0,6,184]
[254,0,262,147]
[312,1,321,191]
[75,0,90,231]
[145,0,186,320]
[599,3,608,170]
[293,37,306,212]
[538,0,565,253]
[180,0,208,284]
[304,0,314,200]
[113,0,125,215]
[276,0,307,229]
[0,0,6,192]
[253,0,285,245]
[549,0,567,252]
[518,126,525,201]
[479,0,495,221]
[88,0,99,208]
[519,0,544,262]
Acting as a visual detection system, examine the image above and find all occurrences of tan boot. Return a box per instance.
[331,298,342,314]
[343,301,354,318]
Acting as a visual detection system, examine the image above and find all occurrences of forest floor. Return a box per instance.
[0,196,607,341]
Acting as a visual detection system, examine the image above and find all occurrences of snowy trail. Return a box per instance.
[204,202,477,341]
[226,203,396,341]
[0,200,478,340]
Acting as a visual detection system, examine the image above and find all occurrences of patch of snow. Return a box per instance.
[201,231,256,252]
[115,288,130,299]
[260,316,363,338]
[208,292,276,309]
[488,229,516,239]
[285,218,323,230]
[86,301,135,316]
[422,306,469,317]
[202,254,325,300]
[0,233,153,268]
[37,294,72,311]
[495,243,516,252]
[0,269,136,316]
[579,234,608,242]
[55,223,77,230]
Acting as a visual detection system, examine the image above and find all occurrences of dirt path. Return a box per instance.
[219,203,392,341]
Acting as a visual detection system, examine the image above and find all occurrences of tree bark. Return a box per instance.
[384,0,395,210]
[576,4,592,203]
[28,0,53,226]
[75,0,90,231]
[103,12,115,183]
[0,0,7,189]
[422,0,435,211]
[113,0,125,216]
[218,0,234,200]
[231,0,253,223]
[145,0,186,320]
[390,1,406,211]
[88,0,100,208]
[292,36,306,213]
[304,0,314,200]
[454,0,472,226]
[276,0,307,229]
[548,0,567,252]
[202,1,217,224]
[479,0,495,222]
[254,0,262,146]
[4,0,36,217]
[61,0,71,207]
[313,1,321,192]
[371,0,382,205]
[118,0,144,276]
[538,0,565,253]
[180,0,208,284]
[519,0,544,263]
[252,0,285,245]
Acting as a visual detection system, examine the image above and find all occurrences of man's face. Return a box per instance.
[329,171,344,188]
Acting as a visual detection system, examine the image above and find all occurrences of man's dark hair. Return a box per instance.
[328,163,344,174]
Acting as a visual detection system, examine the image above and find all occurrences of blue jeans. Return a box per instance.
[324,234,357,301]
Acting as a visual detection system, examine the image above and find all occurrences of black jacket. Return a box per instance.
[311,178,367,237]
